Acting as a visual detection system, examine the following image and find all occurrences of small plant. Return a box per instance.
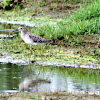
[1,0,12,8]
[0,0,22,10]
[38,0,48,7]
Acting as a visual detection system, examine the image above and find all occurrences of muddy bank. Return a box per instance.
[0,91,100,100]
[0,19,37,27]
[0,54,100,69]
[0,55,29,65]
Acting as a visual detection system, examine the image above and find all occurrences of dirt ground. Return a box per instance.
[0,91,100,100]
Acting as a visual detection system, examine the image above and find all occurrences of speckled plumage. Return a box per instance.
[18,26,52,45]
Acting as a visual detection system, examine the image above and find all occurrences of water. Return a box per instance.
[0,63,100,93]
[0,23,100,93]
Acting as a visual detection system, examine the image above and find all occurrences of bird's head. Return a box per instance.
[18,26,27,32]
[12,26,27,33]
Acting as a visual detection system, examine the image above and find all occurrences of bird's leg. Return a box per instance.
[28,64,32,74]
[27,45,33,62]
[38,45,43,59]
[30,45,33,54]
[36,65,42,79]
[29,45,35,54]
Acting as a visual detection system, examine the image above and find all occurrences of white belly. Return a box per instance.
[21,33,39,45]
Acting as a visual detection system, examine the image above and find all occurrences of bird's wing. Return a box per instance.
[28,32,48,43]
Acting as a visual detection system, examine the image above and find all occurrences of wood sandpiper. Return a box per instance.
[16,26,52,45]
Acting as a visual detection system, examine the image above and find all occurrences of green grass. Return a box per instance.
[2,0,98,44]
[70,0,100,20]
[0,0,99,41]
[26,0,96,6]
[34,16,99,42]
[0,36,100,65]
[33,0,100,42]
[0,0,100,65]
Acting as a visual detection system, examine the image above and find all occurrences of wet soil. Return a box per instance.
[0,91,100,100]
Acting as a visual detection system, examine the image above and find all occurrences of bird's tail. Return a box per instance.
[47,40,53,43]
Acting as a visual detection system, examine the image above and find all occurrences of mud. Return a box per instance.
[0,54,100,69]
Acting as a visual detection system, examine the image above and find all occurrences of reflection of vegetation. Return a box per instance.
[0,63,25,90]
[32,64,100,84]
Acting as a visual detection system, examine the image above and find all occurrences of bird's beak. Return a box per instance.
[12,29,19,32]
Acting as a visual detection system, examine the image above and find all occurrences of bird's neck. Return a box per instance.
[20,31,27,40]
[21,31,27,35]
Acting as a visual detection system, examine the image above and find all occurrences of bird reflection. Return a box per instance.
[19,77,51,92]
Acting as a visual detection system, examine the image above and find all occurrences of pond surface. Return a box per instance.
[0,63,100,93]
[0,22,100,94]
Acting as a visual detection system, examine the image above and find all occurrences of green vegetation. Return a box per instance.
[0,36,100,65]
[0,0,99,42]
[0,0,13,9]
[0,0,95,9]
[0,0,100,65]
[0,1,100,99]
[0,0,11,7]
[33,0,100,42]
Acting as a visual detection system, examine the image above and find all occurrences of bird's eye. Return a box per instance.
[20,28,22,29]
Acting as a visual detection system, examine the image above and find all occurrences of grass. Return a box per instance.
[0,0,99,38]
[34,0,100,42]
[33,16,99,42]
[1,0,99,43]
[0,36,100,66]
[0,0,100,65]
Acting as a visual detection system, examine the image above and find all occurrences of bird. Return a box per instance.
[14,26,52,55]
[17,26,52,45]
